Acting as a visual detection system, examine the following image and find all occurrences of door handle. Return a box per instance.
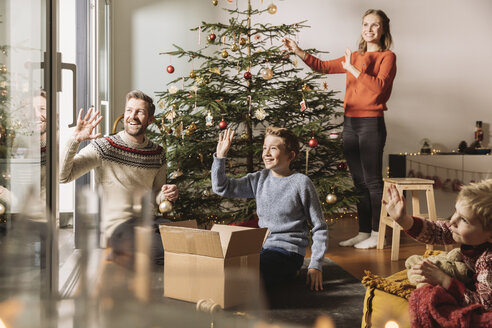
[58,52,78,127]
[100,100,110,136]
[26,53,77,127]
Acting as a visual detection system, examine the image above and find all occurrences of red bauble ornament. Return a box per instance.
[166,65,175,74]
[243,71,252,80]
[208,33,216,42]
[337,161,347,171]
[218,120,228,130]
[308,138,318,148]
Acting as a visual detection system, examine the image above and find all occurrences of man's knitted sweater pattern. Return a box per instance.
[60,131,166,238]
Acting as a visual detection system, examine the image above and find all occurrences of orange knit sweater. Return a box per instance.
[304,50,396,117]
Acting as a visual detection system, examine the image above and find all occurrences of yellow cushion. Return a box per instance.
[361,252,443,327]
[361,287,410,328]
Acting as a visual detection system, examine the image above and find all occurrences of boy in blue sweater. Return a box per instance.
[211,127,328,291]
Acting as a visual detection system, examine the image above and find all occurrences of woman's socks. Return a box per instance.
[354,230,379,249]
[339,232,371,247]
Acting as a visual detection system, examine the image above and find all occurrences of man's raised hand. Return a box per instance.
[73,107,103,142]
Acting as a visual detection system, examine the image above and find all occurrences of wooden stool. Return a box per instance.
[377,178,437,261]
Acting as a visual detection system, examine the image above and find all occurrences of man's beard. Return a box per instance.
[124,122,147,137]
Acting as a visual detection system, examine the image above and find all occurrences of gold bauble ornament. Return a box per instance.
[186,122,197,136]
[260,67,273,80]
[240,133,248,140]
[326,194,337,204]
[221,50,229,58]
[212,0,218,6]
[189,71,197,78]
[231,43,239,52]
[302,84,311,92]
[239,37,247,46]
[0,203,5,215]
[267,3,277,14]
[159,200,173,214]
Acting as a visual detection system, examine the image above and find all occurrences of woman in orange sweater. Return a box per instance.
[283,9,397,249]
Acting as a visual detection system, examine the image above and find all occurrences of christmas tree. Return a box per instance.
[150,0,357,224]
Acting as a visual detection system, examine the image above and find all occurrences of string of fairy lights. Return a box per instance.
[386,152,492,183]
[200,210,357,227]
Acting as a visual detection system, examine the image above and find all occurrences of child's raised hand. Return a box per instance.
[306,268,323,291]
[383,184,407,222]
[410,260,452,289]
[382,184,415,230]
[216,128,234,158]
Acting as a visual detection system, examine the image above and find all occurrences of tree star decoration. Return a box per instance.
[168,85,179,94]
[254,108,267,120]
[165,109,177,123]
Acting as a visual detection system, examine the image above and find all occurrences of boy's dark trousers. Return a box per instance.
[260,247,304,289]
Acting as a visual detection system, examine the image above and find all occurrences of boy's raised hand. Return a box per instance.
[306,268,323,291]
[382,184,414,230]
[216,128,234,158]
[383,184,406,222]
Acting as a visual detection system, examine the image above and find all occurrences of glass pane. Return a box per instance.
[0,0,48,300]
[98,0,111,136]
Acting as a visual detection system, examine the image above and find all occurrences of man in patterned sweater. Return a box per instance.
[60,90,177,265]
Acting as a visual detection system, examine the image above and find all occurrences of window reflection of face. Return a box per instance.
[33,95,47,134]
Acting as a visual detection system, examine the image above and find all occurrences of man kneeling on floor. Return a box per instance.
[60,90,178,265]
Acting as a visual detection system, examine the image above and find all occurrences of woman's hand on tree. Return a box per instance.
[282,38,304,59]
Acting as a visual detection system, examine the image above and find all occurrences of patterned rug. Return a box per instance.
[259,257,366,328]
[98,256,366,328]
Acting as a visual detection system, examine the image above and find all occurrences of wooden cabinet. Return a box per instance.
[388,154,492,218]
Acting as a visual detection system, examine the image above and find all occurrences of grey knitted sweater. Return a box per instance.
[211,155,327,271]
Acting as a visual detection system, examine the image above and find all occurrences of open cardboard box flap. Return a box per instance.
[159,225,223,258]
[159,221,267,259]
[211,224,267,258]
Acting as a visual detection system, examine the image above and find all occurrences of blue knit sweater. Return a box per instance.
[211,155,328,270]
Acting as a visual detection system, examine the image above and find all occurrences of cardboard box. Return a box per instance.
[159,221,268,309]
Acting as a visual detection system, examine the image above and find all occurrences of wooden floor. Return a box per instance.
[321,215,449,280]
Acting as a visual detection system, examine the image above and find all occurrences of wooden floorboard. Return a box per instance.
[320,215,449,280]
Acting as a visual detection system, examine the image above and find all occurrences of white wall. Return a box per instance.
[112,0,492,162]
[112,0,218,124]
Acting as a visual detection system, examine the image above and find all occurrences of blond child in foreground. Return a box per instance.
[384,180,492,309]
